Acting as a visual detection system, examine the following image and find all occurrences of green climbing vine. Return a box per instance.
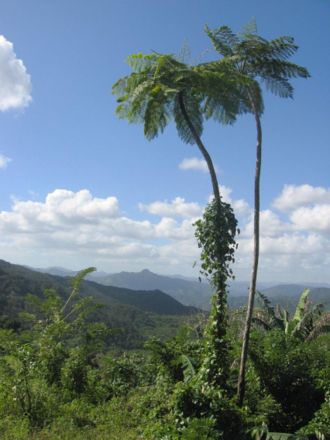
[194,198,238,388]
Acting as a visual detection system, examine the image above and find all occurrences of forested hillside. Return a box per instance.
[0,260,198,349]
[0,266,329,439]
[35,265,330,313]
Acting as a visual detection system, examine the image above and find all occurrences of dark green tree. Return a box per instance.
[112,53,253,385]
[112,52,247,207]
[205,24,310,405]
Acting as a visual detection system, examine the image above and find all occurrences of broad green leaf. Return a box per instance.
[293,289,310,323]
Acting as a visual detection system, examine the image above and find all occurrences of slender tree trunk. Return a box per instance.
[178,92,221,206]
[237,101,262,406]
[179,91,230,387]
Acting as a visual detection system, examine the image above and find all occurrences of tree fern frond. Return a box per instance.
[241,18,258,37]
[235,35,269,61]
[115,103,130,120]
[198,67,251,121]
[268,36,298,60]
[174,93,203,144]
[205,25,239,57]
[128,79,157,116]
[113,73,151,122]
[126,53,159,73]
[257,291,274,313]
[203,96,237,124]
[262,76,293,98]
[144,92,171,140]
[256,59,310,80]
[112,76,129,97]
[255,292,283,329]
[217,25,240,47]
[61,267,96,314]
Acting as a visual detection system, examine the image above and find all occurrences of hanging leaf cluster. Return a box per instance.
[112,52,257,145]
[194,198,238,287]
[205,25,310,100]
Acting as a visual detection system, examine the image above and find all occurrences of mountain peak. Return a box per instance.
[140,268,153,274]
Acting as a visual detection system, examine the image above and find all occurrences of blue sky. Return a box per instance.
[0,0,329,282]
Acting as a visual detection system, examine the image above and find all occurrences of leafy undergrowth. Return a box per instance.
[0,271,329,440]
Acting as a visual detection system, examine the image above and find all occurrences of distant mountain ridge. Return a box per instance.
[4,260,329,350]
[261,284,330,311]
[0,260,200,348]
[92,268,213,309]
[33,266,330,311]
[2,260,196,316]
[33,266,213,309]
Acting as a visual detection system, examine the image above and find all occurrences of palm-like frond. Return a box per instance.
[113,51,250,145]
[205,25,239,57]
[240,18,258,38]
[267,36,298,60]
[126,52,159,73]
[254,289,330,341]
[205,24,310,107]
[144,90,171,140]
[201,72,239,124]
[253,59,309,99]
[256,291,275,316]
[261,76,293,98]
[293,288,310,323]
[196,61,261,120]
[255,291,285,330]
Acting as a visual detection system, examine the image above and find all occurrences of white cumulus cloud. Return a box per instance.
[290,204,330,233]
[0,189,201,274]
[139,197,202,218]
[0,35,32,111]
[0,154,11,169]
[273,184,330,211]
[0,185,329,283]
[179,157,209,173]
[242,209,291,238]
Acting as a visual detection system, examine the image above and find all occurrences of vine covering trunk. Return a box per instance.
[179,91,238,387]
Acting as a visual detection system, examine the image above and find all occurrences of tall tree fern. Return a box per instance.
[205,23,310,405]
[113,52,252,387]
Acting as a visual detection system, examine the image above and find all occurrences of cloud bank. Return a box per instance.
[0,185,329,282]
[0,35,32,111]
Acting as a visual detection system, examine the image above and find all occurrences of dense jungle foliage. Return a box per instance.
[0,267,329,440]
